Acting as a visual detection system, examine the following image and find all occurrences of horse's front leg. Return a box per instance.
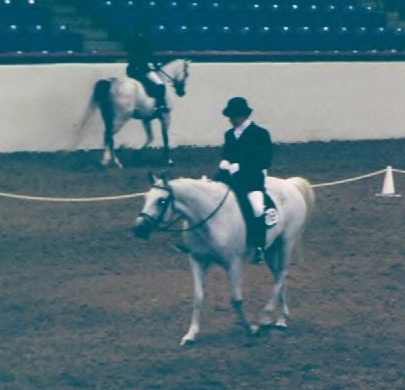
[180,256,207,346]
[228,258,259,336]
[159,112,173,165]
[141,119,154,149]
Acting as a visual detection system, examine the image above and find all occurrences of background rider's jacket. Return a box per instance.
[126,35,155,79]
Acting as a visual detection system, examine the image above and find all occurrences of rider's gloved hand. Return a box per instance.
[147,62,156,71]
[219,159,231,170]
[228,163,240,175]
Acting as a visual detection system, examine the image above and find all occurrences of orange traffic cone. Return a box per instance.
[376,166,401,197]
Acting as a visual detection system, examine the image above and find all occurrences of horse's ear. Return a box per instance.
[147,171,157,185]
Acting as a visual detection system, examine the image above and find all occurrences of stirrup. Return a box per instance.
[252,247,265,265]
[156,104,169,114]
[265,208,278,227]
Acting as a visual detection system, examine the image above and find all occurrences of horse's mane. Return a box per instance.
[170,177,231,201]
[171,177,226,189]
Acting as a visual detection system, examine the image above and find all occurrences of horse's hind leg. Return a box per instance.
[260,236,290,328]
[96,83,121,168]
[103,118,127,168]
[181,257,207,346]
[102,128,116,167]
[159,113,173,165]
[228,258,259,336]
[276,277,289,328]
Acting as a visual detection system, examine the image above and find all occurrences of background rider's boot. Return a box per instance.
[155,84,169,113]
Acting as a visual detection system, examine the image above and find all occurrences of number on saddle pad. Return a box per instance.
[265,207,279,227]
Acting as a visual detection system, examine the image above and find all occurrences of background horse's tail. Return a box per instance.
[288,177,316,263]
[92,79,111,109]
[70,78,112,149]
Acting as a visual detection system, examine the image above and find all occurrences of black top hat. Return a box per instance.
[222,97,253,117]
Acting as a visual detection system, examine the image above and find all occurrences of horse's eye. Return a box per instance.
[157,197,168,207]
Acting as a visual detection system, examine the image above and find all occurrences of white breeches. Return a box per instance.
[248,191,264,217]
[146,71,164,85]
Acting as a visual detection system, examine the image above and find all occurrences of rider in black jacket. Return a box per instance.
[126,25,169,114]
[215,97,278,264]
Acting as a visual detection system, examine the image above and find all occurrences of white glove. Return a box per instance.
[228,163,240,175]
[147,62,156,71]
[219,159,231,170]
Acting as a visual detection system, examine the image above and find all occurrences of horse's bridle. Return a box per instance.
[138,183,177,230]
[157,60,189,95]
[140,181,231,233]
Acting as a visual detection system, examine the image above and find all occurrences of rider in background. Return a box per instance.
[215,96,278,264]
[125,25,169,114]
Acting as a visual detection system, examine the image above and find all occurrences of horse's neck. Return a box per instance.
[171,179,230,220]
[162,59,178,72]
[162,60,181,78]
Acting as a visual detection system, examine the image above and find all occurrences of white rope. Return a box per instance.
[0,166,403,202]
[311,169,386,188]
[0,191,145,202]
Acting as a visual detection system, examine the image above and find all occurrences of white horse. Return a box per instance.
[77,59,190,168]
[133,173,315,345]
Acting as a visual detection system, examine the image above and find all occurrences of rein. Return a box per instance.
[157,60,188,90]
[145,183,232,233]
[158,68,175,85]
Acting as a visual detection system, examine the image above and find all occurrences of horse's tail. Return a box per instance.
[92,78,111,107]
[287,177,316,263]
[70,78,112,149]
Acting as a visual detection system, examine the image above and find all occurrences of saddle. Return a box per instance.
[139,77,160,99]
[138,77,167,113]
[126,65,159,98]
[213,171,278,245]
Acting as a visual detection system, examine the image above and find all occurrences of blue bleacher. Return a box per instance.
[0,0,84,54]
[1,0,402,55]
[83,0,401,53]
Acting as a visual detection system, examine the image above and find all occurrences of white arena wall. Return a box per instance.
[0,61,404,152]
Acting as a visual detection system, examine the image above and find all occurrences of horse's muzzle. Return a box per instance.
[132,216,153,240]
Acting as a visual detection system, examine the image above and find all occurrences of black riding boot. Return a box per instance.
[252,215,266,264]
[154,84,169,113]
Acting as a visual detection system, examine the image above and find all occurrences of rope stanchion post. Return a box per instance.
[375,166,401,198]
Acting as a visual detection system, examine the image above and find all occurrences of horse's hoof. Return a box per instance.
[259,321,273,329]
[113,160,124,169]
[275,318,288,330]
[250,324,261,337]
[180,337,195,346]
